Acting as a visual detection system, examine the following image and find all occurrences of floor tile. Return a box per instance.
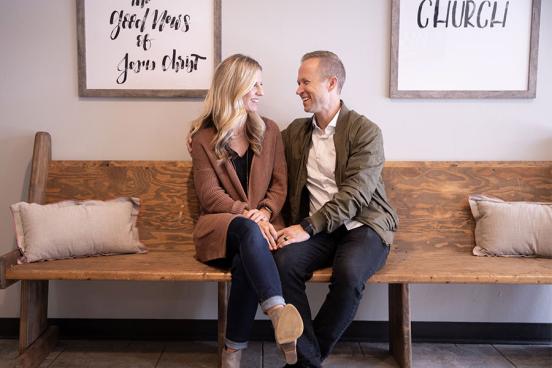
[0,340,18,361]
[328,342,363,356]
[262,341,286,368]
[46,340,163,368]
[412,344,514,368]
[241,341,262,368]
[359,342,399,367]
[0,339,549,368]
[157,341,217,368]
[494,344,552,368]
[39,343,64,368]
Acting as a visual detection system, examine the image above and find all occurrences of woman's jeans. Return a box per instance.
[274,225,390,368]
[224,217,285,350]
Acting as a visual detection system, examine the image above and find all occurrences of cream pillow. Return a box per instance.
[469,195,552,258]
[10,197,146,263]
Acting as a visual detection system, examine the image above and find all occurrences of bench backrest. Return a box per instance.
[44,160,552,250]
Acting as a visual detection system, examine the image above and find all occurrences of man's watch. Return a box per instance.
[300,218,314,236]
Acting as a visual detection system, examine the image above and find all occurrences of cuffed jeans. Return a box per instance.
[224,217,285,350]
[274,225,390,368]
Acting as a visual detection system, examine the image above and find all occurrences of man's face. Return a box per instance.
[296,58,331,114]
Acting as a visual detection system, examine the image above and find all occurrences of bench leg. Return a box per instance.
[218,281,229,368]
[388,283,412,368]
[16,280,57,368]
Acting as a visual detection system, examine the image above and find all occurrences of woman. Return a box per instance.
[189,54,303,367]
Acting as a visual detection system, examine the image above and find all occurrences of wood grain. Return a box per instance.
[19,281,49,352]
[15,326,58,368]
[5,161,552,284]
[0,249,20,289]
[389,283,411,368]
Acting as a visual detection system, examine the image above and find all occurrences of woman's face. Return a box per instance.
[242,70,264,112]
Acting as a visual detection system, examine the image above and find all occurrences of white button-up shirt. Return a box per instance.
[306,110,363,231]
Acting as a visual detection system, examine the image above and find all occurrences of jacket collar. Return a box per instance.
[334,101,350,185]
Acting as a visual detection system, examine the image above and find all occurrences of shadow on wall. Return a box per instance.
[0,132,35,251]
[534,136,552,159]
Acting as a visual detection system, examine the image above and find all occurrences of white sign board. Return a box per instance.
[77,0,221,97]
[390,0,540,98]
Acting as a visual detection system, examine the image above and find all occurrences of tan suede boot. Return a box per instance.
[268,304,304,364]
[221,347,242,368]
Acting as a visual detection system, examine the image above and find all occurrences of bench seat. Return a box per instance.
[6,241,552,284]
[2,132,552,368]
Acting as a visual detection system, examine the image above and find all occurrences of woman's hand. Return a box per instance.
[243,208,270,223]
[257,220,278,250]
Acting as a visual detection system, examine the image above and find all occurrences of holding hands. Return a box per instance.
[276,225,310,248]
[243,208,278,250]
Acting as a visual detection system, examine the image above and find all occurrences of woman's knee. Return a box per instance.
[229,217,265,243]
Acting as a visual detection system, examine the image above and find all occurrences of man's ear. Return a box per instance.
[327,76,338,92]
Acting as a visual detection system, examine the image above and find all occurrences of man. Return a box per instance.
[275,51,399,368]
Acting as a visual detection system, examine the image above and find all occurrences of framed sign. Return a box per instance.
[390,0,541,98]
[77,0,221,97]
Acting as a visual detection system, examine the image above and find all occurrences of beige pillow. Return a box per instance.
[10,197,146,263]
[469,195,552,258]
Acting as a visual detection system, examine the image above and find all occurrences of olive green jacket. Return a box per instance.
[281,102,398,245]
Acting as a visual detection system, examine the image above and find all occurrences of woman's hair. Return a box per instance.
[190,54,265,159]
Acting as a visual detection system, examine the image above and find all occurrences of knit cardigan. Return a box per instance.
[191,114,287,262]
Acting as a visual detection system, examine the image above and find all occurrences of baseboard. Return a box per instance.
[0,319,549,344]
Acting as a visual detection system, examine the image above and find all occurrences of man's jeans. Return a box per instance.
[275,225,390,368]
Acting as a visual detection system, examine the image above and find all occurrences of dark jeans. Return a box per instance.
[274,225,390,368]
[224,217,284,347]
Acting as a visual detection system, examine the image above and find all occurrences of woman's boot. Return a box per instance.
[268,304,304,364]
[221,347,242,368]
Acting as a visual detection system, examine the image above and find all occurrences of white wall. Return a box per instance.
[1,0,551,323]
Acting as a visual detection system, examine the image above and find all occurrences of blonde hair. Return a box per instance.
[190,54,265,159]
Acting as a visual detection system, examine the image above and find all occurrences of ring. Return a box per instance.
[283,236,288,241]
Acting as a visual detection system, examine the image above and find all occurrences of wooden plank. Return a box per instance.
[45,161,199,248]
[0,249,20,289]
[389,283,411,368]
[217,282,229,368]
[15,326,58,368]
[3,160,550,284]
[19,281,49,352]
[28,132,51,204]
[17,132,53,355]
[6,243,552,284]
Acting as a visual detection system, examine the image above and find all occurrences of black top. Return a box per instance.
[230,147,253,194]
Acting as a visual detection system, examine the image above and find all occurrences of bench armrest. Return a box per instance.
[0,249,20,289]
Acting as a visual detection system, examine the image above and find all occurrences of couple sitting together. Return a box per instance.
[189,50,399,368]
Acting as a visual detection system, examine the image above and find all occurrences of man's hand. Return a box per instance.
[276,225,310,248]
[258,221,278,250]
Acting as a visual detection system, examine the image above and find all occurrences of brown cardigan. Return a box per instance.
[191,114,287,262]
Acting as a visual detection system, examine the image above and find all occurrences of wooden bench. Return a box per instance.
[2,132,552,368]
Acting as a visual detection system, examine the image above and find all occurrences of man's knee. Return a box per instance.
[274,246,308,282]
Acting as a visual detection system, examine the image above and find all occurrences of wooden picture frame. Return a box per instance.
[390,0,541,98]
[77,0,221,98]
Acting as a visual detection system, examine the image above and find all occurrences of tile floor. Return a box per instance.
[0,339,549,368]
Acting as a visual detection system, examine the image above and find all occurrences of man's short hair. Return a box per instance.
[301,51,346,93]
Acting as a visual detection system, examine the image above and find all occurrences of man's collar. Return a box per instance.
[312,108,340,131]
